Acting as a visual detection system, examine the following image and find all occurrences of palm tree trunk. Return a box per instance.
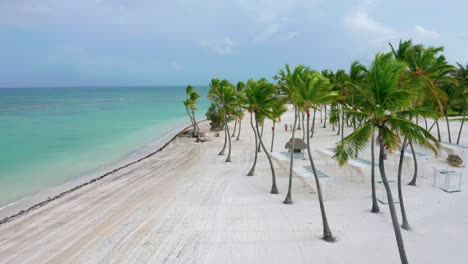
[302,112,306,140]
[232,117,237,137]
[397,137,411,230]
[191,109,201,142]
[284,109,298,204]
[255,114,278,194]
[436,120,441,142]
[297,109,301,130]
[310,108,316,138]
[371,130,380,213]
[270,121,276,153]
[225,113,232,162]
[332,105,335,131]
[306,110,335,242]
[236,118,242,141]
[247,113,258,176]
[457,106,467,144]
[445,114,452,143]
[378,126,409,264]
[257,124,264,152]
[323,105,327,128]
[186,107,196,136]
[407,140,418,186]
[218,118,228,155]
[341,106,345,142]
[424,117,428,130]
[320,105,323,123]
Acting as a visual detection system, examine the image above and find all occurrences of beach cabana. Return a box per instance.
[285,138,307,153]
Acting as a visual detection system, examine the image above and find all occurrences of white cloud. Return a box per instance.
[201,37,239,55]
[254,23,280,42]
[415,25,440,39]
[238,0,318,43]
[345,10,393,36]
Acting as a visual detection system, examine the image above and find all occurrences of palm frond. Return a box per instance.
[387,116,439,154]
[334,122,373,165]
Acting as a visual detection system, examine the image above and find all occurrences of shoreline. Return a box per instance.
[0,120,205,225]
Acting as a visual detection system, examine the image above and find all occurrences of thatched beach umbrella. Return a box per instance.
[285,138,307,153]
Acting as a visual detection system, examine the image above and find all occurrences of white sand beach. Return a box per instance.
[1,106,467,263]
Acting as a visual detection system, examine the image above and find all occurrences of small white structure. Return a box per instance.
[433,168,463,193]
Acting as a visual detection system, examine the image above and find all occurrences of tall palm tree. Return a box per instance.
[209,79,239,162]
[184,85,201,142]
[244,78,282,193]
[454,63,468,144]
[236,81,246,141]
[390,40,454,185]
[294,71,337,241]
[335,53,439,264]
[270,100,288,152]
[278,64,309,203]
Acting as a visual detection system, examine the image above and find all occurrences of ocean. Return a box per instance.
[0,86,209,208]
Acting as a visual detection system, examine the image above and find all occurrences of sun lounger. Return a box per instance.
[293,166,333,200]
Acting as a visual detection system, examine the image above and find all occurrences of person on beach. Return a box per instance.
[285,124,288,131]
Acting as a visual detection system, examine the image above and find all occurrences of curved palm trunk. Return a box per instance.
[407,140,418,186]
[332,105,335,131]
[186,107,196,136]
[323,105,327,128]
[218,116,228,155]
[284,109,298,204]
[191,109,201,142]
[378,126,409,264]
[397,137,411,230]
[270,121,276,153]
[231,117,237,137]
[302,112,306,140]
[341,107,345,142]
[310,108,316,138]
[445,113,452,143]
[257,124,264,152]
[436,120,441,142]
[256,114,278,194]
[236,118,242,141]
[457,106,467,144]
[306,110,335,242]
[320,105,323,123]
[247,113,258,176]
[225,114,232,162]
[336,106,341,135]
[371,131,380,213]
[297,109,301,130]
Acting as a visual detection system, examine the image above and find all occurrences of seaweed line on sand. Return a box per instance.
[0,120,206,226]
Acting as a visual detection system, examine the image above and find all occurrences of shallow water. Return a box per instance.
[0,86,209,207]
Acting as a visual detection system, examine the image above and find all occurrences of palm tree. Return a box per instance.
[454,63,468,144]
[335,53,439,263]
[390,40,454,185]
[236,81,246,141]
[270,100,287,152]
[244,78,282,193]
[184,85,201,142]
[294,71,337,242]
[278,64,309,204]
[209,79,239,162]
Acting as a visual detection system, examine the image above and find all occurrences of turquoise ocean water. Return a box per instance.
[0,86,209,208]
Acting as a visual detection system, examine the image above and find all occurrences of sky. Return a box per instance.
[1,0,467,87]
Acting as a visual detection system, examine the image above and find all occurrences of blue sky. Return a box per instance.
[1,0,467,87]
